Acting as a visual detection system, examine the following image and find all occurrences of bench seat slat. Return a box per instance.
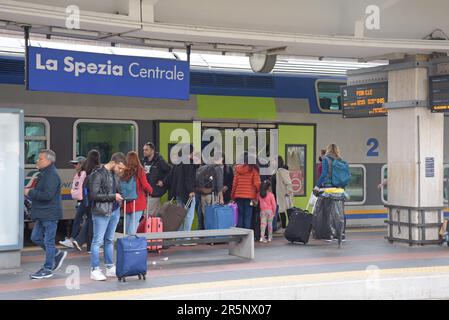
[114,227,251,240]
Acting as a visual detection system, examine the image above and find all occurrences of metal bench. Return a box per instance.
[114,227,254,260]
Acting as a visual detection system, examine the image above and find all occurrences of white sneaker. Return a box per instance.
[72,240,82,252]
[59,238,74,249]
[105,266,116,277]
[90,269,107,281]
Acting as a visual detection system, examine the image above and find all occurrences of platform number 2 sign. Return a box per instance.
[367,138,379,157]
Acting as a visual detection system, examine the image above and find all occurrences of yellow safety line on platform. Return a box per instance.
[44,265,449,300]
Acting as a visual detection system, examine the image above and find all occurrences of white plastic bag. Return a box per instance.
[308,192,318,209]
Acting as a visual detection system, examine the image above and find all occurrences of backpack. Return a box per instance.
[327,157,351,188]
[82,167,100,208]
[120,176,138,201]
[196,165,216,194]
[71,171,86,201]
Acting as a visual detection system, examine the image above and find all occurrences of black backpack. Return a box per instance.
[196,165,216,193]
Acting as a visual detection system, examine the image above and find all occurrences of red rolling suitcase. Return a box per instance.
[137,197,163,252]
[137,216,163,252]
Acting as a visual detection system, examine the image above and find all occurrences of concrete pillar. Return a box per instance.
[0,251,21,272]
[386,56,445,245]
[141,0,160,23]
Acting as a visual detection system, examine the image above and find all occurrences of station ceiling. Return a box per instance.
[0,0,448,61]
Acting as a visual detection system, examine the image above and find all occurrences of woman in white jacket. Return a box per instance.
[275,156,294,230]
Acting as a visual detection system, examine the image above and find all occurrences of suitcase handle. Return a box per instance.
[184,196,193,209]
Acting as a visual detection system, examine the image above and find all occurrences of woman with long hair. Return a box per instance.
[275,156,293,231]
[314,144,347,242]
[122,151,153,235]
[315,144,342,188]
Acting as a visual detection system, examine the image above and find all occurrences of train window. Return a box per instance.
[74,120,138,164]
[381,165,388,203]
[346,165,366,205]
[444,165,449,204]
[24,118,50,168]
[316,80,345,113]
[285,145,306,197]
[382,165,448,204]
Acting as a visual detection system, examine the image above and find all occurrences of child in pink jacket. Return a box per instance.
[257,180,277,243]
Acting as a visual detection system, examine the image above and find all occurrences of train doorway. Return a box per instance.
[157,121,316,210]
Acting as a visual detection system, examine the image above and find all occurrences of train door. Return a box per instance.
[278,124,316,209]
[157,121,316,227]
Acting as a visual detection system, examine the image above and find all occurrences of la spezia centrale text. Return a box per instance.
[34,53,185,80]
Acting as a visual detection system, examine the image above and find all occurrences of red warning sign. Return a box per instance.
[290,169,304,196]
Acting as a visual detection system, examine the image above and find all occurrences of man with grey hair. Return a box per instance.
[25,149,67,279]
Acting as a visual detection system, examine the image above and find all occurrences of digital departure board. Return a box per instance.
[429,75,449,113]
[341,82,388,118]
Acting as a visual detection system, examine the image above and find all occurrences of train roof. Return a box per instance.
[0,53,345,99]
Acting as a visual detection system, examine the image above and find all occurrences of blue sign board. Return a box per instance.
[27,46,190,100]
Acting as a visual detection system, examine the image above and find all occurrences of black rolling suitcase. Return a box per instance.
[284,206,313,244]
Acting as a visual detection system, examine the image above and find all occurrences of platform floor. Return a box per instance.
[2,229,449,300]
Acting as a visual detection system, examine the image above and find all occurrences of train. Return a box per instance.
[1,53,448,229]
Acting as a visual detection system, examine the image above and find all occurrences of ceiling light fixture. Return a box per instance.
[143,39,186,49]
[50,27,100,38]
[214,43,253,51]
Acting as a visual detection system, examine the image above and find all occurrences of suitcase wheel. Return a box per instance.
[118,277,126,282]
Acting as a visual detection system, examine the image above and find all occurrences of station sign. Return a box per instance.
[429,75,449,112]
[341,82,388,118]
[27,46,190,100]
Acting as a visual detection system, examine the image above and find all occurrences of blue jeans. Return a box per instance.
[236,198,252,229]
[31,220,60,271]
[90,208,120,270]
[125,210,143,235]
[177,197,196,231]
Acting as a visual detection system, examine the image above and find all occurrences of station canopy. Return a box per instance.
[0,0,449,61]
[0,32,386,76]
[2,0,449,75]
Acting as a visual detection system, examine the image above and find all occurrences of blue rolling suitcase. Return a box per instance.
[204,204,235,229]
[116,235,148,282]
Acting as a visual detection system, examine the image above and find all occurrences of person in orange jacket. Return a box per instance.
[231,153,261,229]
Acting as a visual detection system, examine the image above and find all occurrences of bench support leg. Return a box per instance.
[229,230,254,260]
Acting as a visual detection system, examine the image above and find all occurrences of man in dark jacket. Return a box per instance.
[222,155,234,204]
[142,142,170,216]
[159,145,196,231]
[25,149,67,279]
[89,152,125,281]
